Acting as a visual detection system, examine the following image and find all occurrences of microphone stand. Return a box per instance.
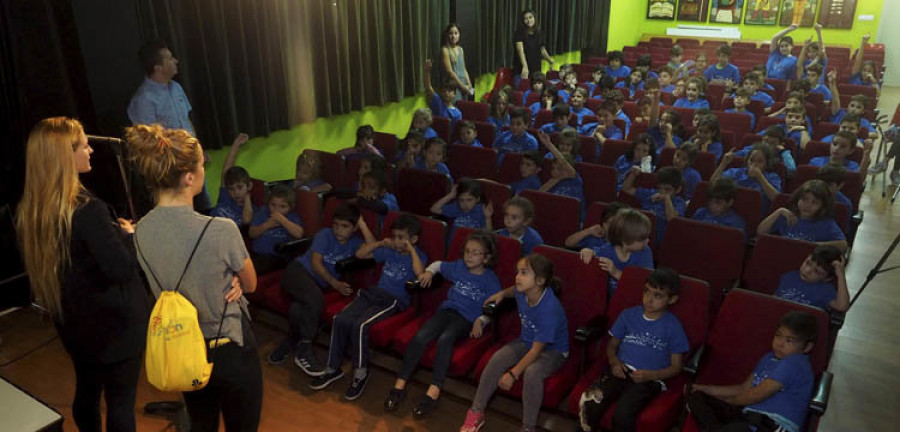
[85,135,136,221]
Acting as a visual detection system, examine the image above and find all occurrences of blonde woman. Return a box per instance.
[126,124,260,432]
[16,117,148,431]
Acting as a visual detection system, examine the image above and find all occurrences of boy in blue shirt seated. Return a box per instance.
[423,60,462,126]
[690,114,725,163]
[605,50,631,79]
[565,201,630,251]
[766,24,800,80]
[809,131,873,174]
[522,71,546,106]
[760,107,810,152]
[821,114,863,145]
[545,128,583,163]
[774,245,849,312]
[713,144,782,213]
[431,178,490,230]
[658,65,676,94]
[268,203,365,371]
[636,54,659,80]
[604,90,632,137]
[585,101,625,159]
[355,170,399,216]
[673,77,710,110]
[578,208,654,297]
[668,44,685,73]
[725,88,756,131]
[827,71,876,137]
[248,184,304,274]
[705,45,741,91]
[538,131,584,203]
[539,103,572,135]
[410,107,438,139]
[212,132,254,227]
[310,214,427,400]
[557,65,579,103]
[686,311,817,432]
[568,88,596,127]
[453,120,483,147]
[496,196,544,255]
[495,107,538,164]
[742,71,775,111]
[738,126,796,174]
[797,24,828,83]
[816,163,853,229]
[673,143,702,200]
[615,69,646,100]
[805,64,832,104]
[584,65,605,98]
[396,130,426,169]
[691,178,748,240]
[622,166,686,245]
[578,267,690,432]
[510,151,544,195]
[414,138,453,181]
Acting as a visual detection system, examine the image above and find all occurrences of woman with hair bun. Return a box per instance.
[126,124,261,431]
[16,117,149,431]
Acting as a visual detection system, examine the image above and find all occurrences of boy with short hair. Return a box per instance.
[622,166,686,245]
[691,178,748,239]
[774,245,849,312]
[453,120,483,147]
[816,163,853,229]
[578,268,689,432]
[606,50,631,79]
[249,184,305,274]
[740,126,796,174]
[809,131,873,173]
[658,66,676,93]
[763,107,810,151]
[268,203,365,371]
[821,114,863,145]
[510,151,544,195]
[557,65,579,103]
[636,54,659,80]
[311,214,427,400]
[495,107,539,163]
[604,90,632,137]
[568,88,595,127]
[705,45,741,90]
[686,311,817,432]
[213,133,255,227]
[584,101,624,159]
[585,66,605,98]
[751,65,776,91]
[805,64,832,103]
[540,103,572,135]
[726,88,757,131]
[356,170,400,216]
[673,143,702,200]
[828,70,875,135]
[742,71,775,110]
[496,196,544,255]
[668,45,685,71]
[766,25,799,80]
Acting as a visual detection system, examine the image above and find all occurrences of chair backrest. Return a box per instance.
[432,116,452,142]
[742,234,817,296]
[626,121,649,141]
[686,182,763,235]
[382,211,446,265]
[693,151,717,180]
[598,139,631,166]
[302,149,343,188]
[755,115,784,134]
[294,189,323,237]
[532,245,608,338]
[713,111,753,140]
[475,179,511,229]
[497,152,525,185]
[450,120,497,149]
[698,289,830,387]
[534,109,554,128]
[457,100,490,122]
[784,166,862,212]
[395,168,451,216]
[836,84,877,107]
[249,178,267,207]
[373,132,399,161]
[519,190,580,248]
[449,144,498,181]
[672,107,696,128]
[575,162,617,205]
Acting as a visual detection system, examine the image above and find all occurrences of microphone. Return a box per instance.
[87,134,125,145]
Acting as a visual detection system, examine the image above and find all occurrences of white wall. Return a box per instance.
[878,1,900,86]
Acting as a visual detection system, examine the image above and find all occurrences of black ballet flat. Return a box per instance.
[412,395,440,418]
[384,388,407,412]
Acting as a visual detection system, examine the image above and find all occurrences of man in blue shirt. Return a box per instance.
[766,25,799,81]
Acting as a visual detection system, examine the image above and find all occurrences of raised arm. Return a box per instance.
[829,256,849,312]
[221,133,249,185]
[430,184,458,215]
[828,70,841,116]
[538,131,575,174]
[851,34,871,76]
[815,23,826,58]
[621,166,641,196]
[564,225,603,248]
[770,25,799,53]
[423,60,435,96]
[710,151,733,183]
[796,38,812,81]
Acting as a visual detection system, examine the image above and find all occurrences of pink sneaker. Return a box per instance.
[459,409,485,432]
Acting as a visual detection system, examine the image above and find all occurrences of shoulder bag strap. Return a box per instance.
[135,218,214,293]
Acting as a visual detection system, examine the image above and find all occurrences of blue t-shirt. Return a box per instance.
[250,207,303,256]
[771,215,845,243]
[661,84,676,93]
[429,92,461,126]
[577,235,608,251]
[696,140,724,163]
[521,89,537,106]
[848,73,881,87]
[681,167,702,200]
[617,111,633,137]
[774,271,836,311]
[831,109,874,133]
[606,65,631,79]
[724,108,756,131]
[749,90,775,108]
[648,125,683,155]
[511,175,542,195]
[373,246,427,308]
[495,131,539,163]
[515,288,569,353]
[673,98,710,109]
[614,155,640,192]
[635,188,686,245]
[809,156,859,173]
[734,146,796,173]
[570,106,595,126]
[592,242,654,297]
[744,352,814,432]
[414,159,454,181]
[766,51,798,81]
[295,178,327,191]
[529,102,545,119]
[382,193,400,212]
[580,124,623,145]
[418,127,438,139]
[497,226,544,255]
[810,83,833,102]
[488,114,510,131]
[211,186,255,226]
[442,202,487,229]
[704,63,741,84]
[557,89,572,104]
[835,191,852,229]
[545,152,583,163]
[298,228,364,287]
[692,208,748,240]
[722,167,781,211]
[539,122,567,135]
[453,138,483,148]
[610,306,689,371]
[802,57,828,83]
[550,174,585,202]
[439,260,501,322]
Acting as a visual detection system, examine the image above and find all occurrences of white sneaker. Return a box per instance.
[869,160,888,174]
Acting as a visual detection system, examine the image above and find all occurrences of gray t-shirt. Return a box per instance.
[135,205,250,346]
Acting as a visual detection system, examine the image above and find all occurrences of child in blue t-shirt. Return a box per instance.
[828,72,875,135]
[453,120,483,147]
[686,311,817,432]
[775,245,849,312]
[603,90,632,137]
[690,114,725,163]
[495,107,538,164]
[760,106,811,152]
[431,178,490,230]
[605,50,631,79]
[387,230,501,416]
[355,171,399,219]
[293,151,333,194]
[463,254,569,431]
[568,88,596,127]
[741,126,796,174]
[248,184,304,274]
[673,143,702,200]
[311,214,427,400]
[809,131,873,174]
[522,72,546,106]
[648,108,684,156]
[691,178,748,240]
[623,166,686,245]
[848,35,881,97]
[797,25,828,83]
[816,163,854,230]
[578,268,690,432]
[584,65,605,98]
[614,135,655,192]
[423,60,462,127]
[658,65,677,94]
[267,203,365,370]
[821,115,863,145]
[487,91,511,131]
[673,78,710,110]
[742,71,776,110]
[531,86,559,121]
[615,69,646,99]
[396,130,425,169]
[805,64,832,103]
[579,208,654,298]
[544,129,583,163]
[758,180,848,252]
[496,196,544,255]
[510,151,544,195]
[584,101,624,159]
[538,132,584,203]
[766,25,800,80]
[565,202,630,251]
[705,45,741,89]
[414,137,453,181]
[725,88,757,131]
[539,103,572,135]
[768,92,815,136]
[713,144,782,211]
[557,66,579,103]
[410,107,439,140]
[212,133,255,227]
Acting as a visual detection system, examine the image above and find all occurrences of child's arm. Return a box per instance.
[820,239,849,252]
[248,217,278,239]
[721,378,783,406]
[748,166,780,202]
[828,70,841,116]
[423,60,436,96]
[483,202,494,231]
[499,342,548,391]
[851,34,870,77]
[859,138,874,174]
[693,375,753,399]
[355,237,385,259]
[710,150,735,183]
[357,215,378,244]
[649,91,662,127]
[663,122,678,149]
[538,176,561,193]
[307,182,333,194]
[767,106,787,118]
[792,125,811,150]
[406,240,425,278]
[592,124,609,145]
[621,166,641,196]
[430,184,458,215]
[605,337,629,379]
[564,225,604,249]
[796,38,812,81]
[770,25,798,53]
[632,353,683,383]
[757,208,795,236]
[661,193,679,221]
[221,133,249,186]
[272,212,304,239]
[538,131,575,175]
[815,23,827,59]
[311,251,352,295]
[829,256,850,312]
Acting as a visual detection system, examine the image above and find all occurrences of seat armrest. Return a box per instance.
[809,371,833,415]
[683,345,707,376]
[275,237,312,259]
[574,315,607,344]
[482,298,515,318]
[335,257,376,274]
[404,274,444,291]
[829,311,845,330]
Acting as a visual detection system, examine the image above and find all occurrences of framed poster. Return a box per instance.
[779,0,819,27]
[818,0,857,29]
[744,0,783,25]
[677,0,711,22]
[709,0,744,24]
[648,0,677,20]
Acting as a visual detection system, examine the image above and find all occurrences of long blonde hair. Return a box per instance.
[125,124,202,199]
[15,117,87,320]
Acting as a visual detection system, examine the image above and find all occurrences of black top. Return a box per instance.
[513,27,544,79]
[57,194,149,365]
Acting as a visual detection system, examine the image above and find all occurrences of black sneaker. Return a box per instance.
[412,394,440,418]
[384,388,406,412]
[294,349,326,377]
[343,372,369,401]
[266,339,294,365]
[309,369,344,390]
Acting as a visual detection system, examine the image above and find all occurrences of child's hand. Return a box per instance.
[483,202,494,220]
[271,211,288,226]
[803,37,813,47]
[779,207,798,226]
[381,238,396,250]
[232,133,249,147]
[470,319,485,338]
[357,215,366,230]
[402,240,416,254]
[330,279,353,296]
[630,370,652,383]
[661,122,673,136]
[448,183,459,199]
[579,248,595,265]
[241,194,252,208]
[596,257,622,280]
[815,23,823,32]
[629,165,642,177]
[225,275,243,302]
[609,360,627,379]
[117,218,135,234]
[424,59,433,72]
[587,224,605,237]
[721,150,735,166]
[418,271,434,288]
[748,166,763,180]
[863,139,874,153]
[827,70,837,84]
[788,125,806,133]
[537,130,552,145]
[498,372,516,391]
[484,291,505,307]
[833,256,847,275]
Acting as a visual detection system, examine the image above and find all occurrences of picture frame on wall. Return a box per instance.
[677,0,711,22]
[818,0,857,29]
[648,0,677,20]
[744,0,783,26]
[779,0,820,27]
[709,0,744,24]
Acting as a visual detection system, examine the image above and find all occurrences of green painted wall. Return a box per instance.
[205,51,581,202]
[608,0,884,51]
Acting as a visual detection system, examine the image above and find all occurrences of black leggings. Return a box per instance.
[72,355,142,432]
[581,371,663,432]
[397,308,471,388]
[282,261,325,343]
[685,391,781,432]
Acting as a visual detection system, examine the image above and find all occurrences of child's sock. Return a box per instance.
[296,340,312,354]
[354,368,368,380]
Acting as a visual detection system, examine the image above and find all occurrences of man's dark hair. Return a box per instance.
[708,178,738,202]
[138,39,169,76]
[333,203,361,224]
[779,311,818,344]
[657,166,684,189]
[810,245,842,279]
[647,267,681,295]
[223,166,251,187]
[391,213,422,238]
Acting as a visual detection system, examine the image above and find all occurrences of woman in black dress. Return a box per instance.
[513,9,554,86]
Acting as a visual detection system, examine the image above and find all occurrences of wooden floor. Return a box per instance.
[3,91,900,431]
